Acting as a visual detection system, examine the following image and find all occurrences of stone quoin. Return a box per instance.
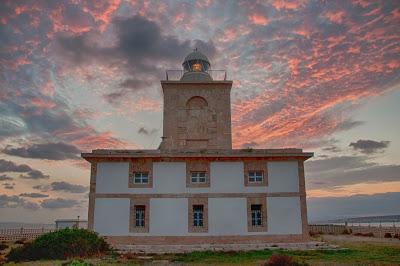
[82,50,313,248]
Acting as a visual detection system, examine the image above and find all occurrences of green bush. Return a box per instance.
[0,243,8,251]
[6,228,109,262]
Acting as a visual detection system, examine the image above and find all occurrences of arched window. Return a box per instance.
[185,96,208,140]
[186,96,208,110]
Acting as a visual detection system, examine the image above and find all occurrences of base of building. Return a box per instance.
[104,234,322,253]
[112,241,332,254]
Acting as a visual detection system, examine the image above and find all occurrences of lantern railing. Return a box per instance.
[165,70,227,81]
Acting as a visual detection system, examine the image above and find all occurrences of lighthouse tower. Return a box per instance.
[160,49,232,150]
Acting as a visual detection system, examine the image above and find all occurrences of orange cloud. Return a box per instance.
[271,0,305,11]
[248,13,268,26]
[323,10,346,24]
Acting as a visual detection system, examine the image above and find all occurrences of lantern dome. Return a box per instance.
[181,49,212,81]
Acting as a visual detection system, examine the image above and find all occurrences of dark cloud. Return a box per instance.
[138,127,158,135]
[0,159,48,179]
[305,156,375,173]
[322,146,341,153]
[41,198,79,209]
[306,155,400,189]
[56,15,215,103]
[335,119,365,132]
[0,174,13,181]
[51,181,88,193]
[3,183,14,189]
[19,192,49,198]
[349,139,390,154]
[0,194,39,210]
[32,184,51,192]
[0,159,33,173]
[308,192,400,222]
[20,170,49,180]
[3,142,81,160]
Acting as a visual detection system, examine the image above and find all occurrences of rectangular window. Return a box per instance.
[193,205,204,227]
[135,205,145,227]
[251,204,262,226]
[134,172,148,184]
[191,172,207,183]
[248,171,263,183]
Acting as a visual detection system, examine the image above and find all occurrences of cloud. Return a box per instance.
[0,194,39,210]
[305,156,375,173]
[3,142,81,160]
[0,159,33,173]
[19,192,49,198]
[51,181,88,193]
[349,139,390,154]
[19,170,50,180]
[335,119,365,131]
[306,156,400,189]
[3,183,14,189]
[322,145,341,153]
[0,174,13,181]
[56,15,216,104]
[0,159,49,179]
[308,192,400,222]
[40,198,79,209]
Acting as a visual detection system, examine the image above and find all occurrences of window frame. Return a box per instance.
[135,205,146,227]
[251,204,263,226]
[192,204,204,227]
[129,159,153,188]
[129,199,149,233]
[188,198,208,233]
[247,197,267,232]
[244,161,268,187]
[248,171,263,183]
[191,171,207,184]
[133,172,149,184]
[186,160,210,188]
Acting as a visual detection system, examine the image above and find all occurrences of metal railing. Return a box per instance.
[165,70,227,81]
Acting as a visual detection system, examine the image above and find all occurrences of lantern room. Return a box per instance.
[181,48,212,81]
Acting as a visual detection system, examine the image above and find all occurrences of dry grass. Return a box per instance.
[2,235,400,265]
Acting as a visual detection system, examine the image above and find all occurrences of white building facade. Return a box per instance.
[82,51,313,246]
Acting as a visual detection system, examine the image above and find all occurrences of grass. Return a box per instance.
[2,236,400,265]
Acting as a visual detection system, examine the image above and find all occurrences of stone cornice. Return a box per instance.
[81,149,314,162]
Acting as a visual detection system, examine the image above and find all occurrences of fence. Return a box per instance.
[165,70,227,81]
[0,227,56,241]
[309,224,400,238]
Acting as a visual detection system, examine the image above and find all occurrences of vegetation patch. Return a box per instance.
[6,229,109,262]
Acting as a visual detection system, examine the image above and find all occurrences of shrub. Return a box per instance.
[384,233,392,238]
[0,243,8,251]
[15,238,26,245]
[354,232,374,237]
[263,254,308,266]
[342,229,351,235]
[6,228,109,262]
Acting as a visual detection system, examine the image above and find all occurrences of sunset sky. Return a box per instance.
[0,0,399,223]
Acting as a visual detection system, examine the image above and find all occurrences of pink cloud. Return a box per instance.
[248,13,268,26]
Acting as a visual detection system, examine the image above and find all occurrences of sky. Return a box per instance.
[0,0,399,223]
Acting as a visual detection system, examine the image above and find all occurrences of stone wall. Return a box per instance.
[309,224,400,238]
